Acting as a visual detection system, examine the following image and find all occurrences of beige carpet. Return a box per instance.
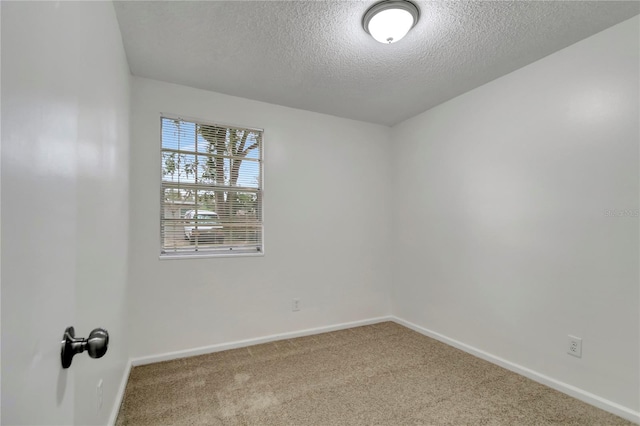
[116,322,633,425]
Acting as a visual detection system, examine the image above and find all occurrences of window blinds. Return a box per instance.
[160,116,263,256]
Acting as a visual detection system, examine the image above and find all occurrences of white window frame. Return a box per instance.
[159,114,264,259]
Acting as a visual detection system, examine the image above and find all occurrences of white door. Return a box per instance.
[1,24,79,421]
[1,2,131,424]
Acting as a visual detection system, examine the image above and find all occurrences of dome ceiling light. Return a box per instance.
[363,0,420,44]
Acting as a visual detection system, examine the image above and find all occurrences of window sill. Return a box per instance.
[159,251,264,260]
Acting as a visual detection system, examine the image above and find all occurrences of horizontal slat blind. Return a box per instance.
[160,117,263,256]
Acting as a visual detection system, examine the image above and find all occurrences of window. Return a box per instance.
[160,116,263,257]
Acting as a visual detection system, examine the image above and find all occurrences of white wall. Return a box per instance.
[1,2,130,425]
[391,15,639,413]
[129,77,391,358]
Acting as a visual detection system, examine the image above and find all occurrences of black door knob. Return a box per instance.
[86,328,109,359]
[61,326,109,369]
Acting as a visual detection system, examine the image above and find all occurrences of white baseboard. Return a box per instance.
[129,316,393,367]
[108,359,132,426]
[391,316,640,425]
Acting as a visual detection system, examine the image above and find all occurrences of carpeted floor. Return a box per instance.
[116,322,633,425]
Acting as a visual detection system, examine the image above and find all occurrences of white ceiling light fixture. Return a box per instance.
[363,0,420,44]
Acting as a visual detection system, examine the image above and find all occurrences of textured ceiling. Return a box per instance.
[114,1,639,126]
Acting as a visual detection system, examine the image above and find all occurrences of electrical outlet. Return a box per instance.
[567,335,582,358]
[96,379,104,412]
[292,298,300,312]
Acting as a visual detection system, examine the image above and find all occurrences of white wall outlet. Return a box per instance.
[292,298,300,312]
[568,335,582,358]
[96,379,104,412]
